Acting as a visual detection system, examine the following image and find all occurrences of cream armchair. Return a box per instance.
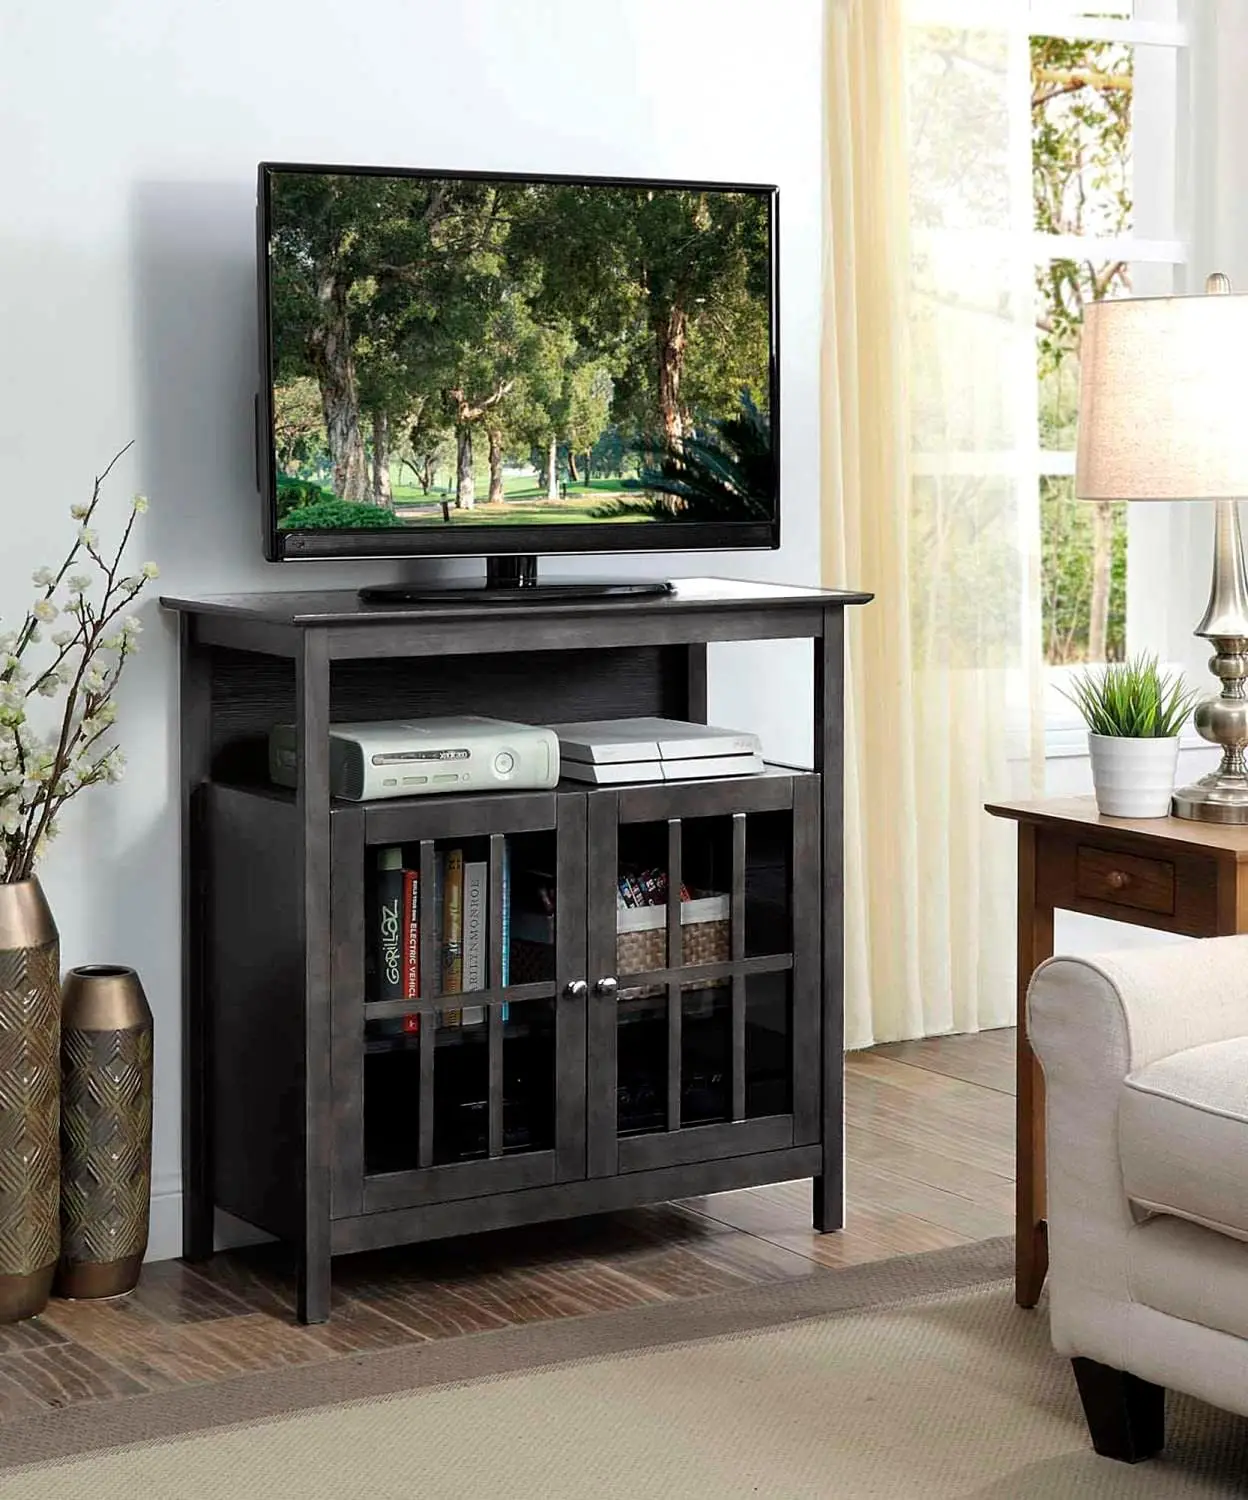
[1028,935,1248,1463]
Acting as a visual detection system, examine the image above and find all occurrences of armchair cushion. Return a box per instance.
[1121,1035,1248,1244]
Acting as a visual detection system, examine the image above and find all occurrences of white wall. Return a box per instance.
[0,0,825,1258]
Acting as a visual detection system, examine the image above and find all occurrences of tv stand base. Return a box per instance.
[359,555,672,605]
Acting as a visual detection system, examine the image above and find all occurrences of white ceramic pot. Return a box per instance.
[1088,733,1181,818]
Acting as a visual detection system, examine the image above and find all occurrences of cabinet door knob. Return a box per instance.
[594,977,619,1000]
[1106,870,1130,890]
[563,979,588,1000]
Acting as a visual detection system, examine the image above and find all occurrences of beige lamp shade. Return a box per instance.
[1075,289,1248,501]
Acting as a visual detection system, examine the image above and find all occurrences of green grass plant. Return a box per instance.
[1060,652,1198,738]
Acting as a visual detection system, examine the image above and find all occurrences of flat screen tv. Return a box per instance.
[257,163,779,593]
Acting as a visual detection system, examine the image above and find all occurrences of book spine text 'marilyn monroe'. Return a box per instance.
[461,860,488,1025]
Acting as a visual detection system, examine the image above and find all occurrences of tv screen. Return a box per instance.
[258,164,779,562]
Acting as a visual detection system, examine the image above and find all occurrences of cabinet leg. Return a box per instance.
[297,1242,332,1325]
[182,1192,214,1263]
[813,1173,843,1233]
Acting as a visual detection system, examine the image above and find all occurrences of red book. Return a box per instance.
[402,870,420,1000]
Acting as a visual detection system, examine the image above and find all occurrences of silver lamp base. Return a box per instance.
[1172,496,1248,822]
[1172,773,1248,823]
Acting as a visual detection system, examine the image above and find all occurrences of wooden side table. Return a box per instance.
[986,796,1248,1308]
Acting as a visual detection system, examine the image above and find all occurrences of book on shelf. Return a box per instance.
[441,848,464,1025]
[369,847,421,1037]
[402,868,420,1001]
[463,860,487,990]
[500,842,511,1018]
[617,870,691,908]
[375,847,405,1003]
[461,858,487,1025]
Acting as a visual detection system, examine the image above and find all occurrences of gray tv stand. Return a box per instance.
[163,577,870,1323]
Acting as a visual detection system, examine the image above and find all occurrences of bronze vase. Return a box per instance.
[0,878,61,1323]
[57,965,153,1300]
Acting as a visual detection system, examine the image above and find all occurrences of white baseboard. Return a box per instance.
[147,1183,183,1262]
[145,1179,274,1263]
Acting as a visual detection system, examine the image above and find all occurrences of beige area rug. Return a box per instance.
[2,1237,1247,1498]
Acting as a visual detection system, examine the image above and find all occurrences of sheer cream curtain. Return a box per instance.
[823,0,1045,1049]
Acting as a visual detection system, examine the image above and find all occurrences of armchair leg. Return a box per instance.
[1071,1357,1165,1463]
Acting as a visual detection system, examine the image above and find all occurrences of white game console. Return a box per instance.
[269,716,560,800]
[549,716,765,785]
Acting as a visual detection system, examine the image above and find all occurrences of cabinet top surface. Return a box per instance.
[160,576,872,627]
[986,795,1248,858]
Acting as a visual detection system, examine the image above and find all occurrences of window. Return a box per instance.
[1030,4,1190,752]
[908,1,1191,754]
[1030,2,1188,671]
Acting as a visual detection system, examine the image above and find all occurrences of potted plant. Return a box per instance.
[0,446,156,1322]
[1062,653,1198,818]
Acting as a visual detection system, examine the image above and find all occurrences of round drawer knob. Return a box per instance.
[594,977,619,1000]
[1106,870,1130,890]
[563,979,588,1000]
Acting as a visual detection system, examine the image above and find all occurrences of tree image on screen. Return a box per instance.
[267,173,773,530]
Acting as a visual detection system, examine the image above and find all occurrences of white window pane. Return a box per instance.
[1132,30,1178,239]
[912,474,1030,669]
[911,27,1013,232]
[1030,1,1179,19]
[1032,38,1133,236]
[1041,475,1127,663]
[1033,2,1134,17]
[1036,258,1132,453]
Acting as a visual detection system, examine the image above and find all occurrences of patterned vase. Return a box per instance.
[0,879,60,1323]
[57,966,153,1299]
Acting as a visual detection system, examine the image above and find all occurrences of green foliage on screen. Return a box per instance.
[278,499,398,531]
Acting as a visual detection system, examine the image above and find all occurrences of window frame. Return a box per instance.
[1032,5,1192,750]
[909,2,1194,754]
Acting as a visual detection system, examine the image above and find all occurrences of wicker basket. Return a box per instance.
[617,894,730,997]
[508,895,731,996]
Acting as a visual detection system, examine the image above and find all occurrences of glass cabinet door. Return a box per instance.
[585,772,821,1177]
[333,794,585,1216]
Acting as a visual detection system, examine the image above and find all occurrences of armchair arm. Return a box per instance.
[1028,934,1248,1085]
[1027,935,1248,1359]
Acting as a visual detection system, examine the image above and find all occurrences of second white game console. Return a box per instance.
[269,716,560,800]
[549,716,765,785]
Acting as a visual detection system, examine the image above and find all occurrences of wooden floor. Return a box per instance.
[0,1029,1015,1424]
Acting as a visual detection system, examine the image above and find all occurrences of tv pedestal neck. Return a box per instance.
[161,577,871,1323]
[359,554,674,606]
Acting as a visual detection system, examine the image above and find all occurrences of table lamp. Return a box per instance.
[1076,273,1248,823]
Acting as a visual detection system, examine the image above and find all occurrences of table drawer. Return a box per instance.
[1075,846,1174,915]
[1033,829,1220,938]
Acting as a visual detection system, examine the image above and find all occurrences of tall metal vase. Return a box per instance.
[57,965,152,1299]
[0,879,60,1323]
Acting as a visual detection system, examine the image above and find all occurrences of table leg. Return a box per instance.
[1016,823,1054,1309]
[1215,852,1248,937]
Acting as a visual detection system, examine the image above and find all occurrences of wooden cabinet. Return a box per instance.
[167,579,869,1321]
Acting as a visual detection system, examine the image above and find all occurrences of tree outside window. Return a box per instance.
[1033,35,1132,665]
